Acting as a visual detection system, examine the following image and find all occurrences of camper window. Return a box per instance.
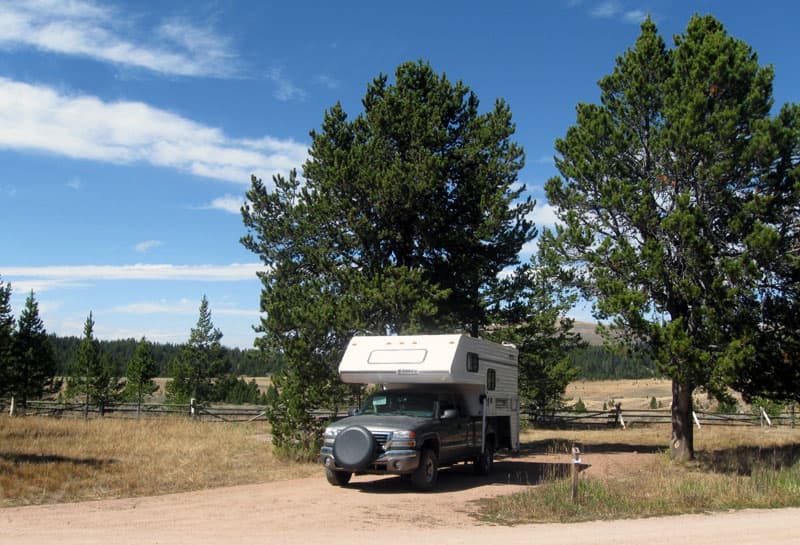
[487,369,496,391]
[466,352,479,373]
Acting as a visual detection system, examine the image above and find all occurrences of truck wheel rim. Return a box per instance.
[424,457,435,480]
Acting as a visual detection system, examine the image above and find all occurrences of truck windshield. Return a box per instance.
[359,392,435,418]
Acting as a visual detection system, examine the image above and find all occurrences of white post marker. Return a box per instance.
[760,406,772,427]
[692,410,702,429]
[571,446,581,502]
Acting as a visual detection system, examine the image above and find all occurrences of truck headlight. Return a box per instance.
[323,427,340,444]
[386,430,416,450]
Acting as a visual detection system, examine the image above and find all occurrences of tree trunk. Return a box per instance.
[670,379,694,461]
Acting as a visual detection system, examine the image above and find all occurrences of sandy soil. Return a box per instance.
[2,451,798,545]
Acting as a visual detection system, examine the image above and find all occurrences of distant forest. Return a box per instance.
[569,345,659,380]
[48,335,285,377]
[47,334,657,381]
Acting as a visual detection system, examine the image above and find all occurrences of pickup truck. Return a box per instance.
[320,388,495,491]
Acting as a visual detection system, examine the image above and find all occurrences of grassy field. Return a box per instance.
[566,379,673,410]
[480,425,800,523]
[3,386,799,522]
[0,416,317,507]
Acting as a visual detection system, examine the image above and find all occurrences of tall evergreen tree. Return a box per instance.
[67,312,103,418]
[0,276,14,398]
[92,352,124,416]
[124,337,159,417]
[242,60,540,458]
[10,291,58,408]
[544,16,799,460]
[165,296,230,403]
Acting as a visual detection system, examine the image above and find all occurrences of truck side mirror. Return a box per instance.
[441,409,458,419]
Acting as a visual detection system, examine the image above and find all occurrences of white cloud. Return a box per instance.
[0,77,309,184]
[315,75,341,90]
[114,298,258,317]
[0,0,240,77]
[528,203,561,227]
[113,298,197,315]
[622,10,647,24]
[66,177,82,190]
[7,278,90,293]
[203,194,246,214]
[585,1,649,24]
[3,263,263,283]
[518,238,540,260]
[267,68,306,102]
[590,0,621,18]
[134,240,163,253]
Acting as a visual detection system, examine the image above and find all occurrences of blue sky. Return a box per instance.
[1,1,798,348]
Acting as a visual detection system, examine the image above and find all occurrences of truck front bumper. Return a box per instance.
[320,446,420,474]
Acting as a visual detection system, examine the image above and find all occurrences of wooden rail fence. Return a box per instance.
[2,397,797,428]
[525,407,798,428]
[1,398,270,422]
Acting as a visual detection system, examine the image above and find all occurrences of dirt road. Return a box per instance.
[3,456,799,545]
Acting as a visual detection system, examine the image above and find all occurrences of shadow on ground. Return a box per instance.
[0,452,116,467]
[348,456,588,495]
[521,438,665,456]
[698,443,800,475]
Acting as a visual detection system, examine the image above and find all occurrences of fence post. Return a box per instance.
[760,406,772,427]
[8,395,14,417]
[571,446,581,502]
[190,398,196,419]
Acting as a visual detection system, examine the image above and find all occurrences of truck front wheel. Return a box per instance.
[325,467,352,486]
[411,448,438,491]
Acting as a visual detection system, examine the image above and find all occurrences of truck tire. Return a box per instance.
[474,442,494,476]
[410,448,438,491]
[325,467,352,486]
[333,425,375,471]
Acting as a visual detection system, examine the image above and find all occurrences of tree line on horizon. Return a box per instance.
[0,283,285,411]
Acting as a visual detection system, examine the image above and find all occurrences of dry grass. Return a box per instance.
[521,423,800,453]
[566,379,673,410]
[0,416,317,507]
[482,425,800,524]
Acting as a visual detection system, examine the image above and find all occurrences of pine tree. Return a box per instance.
[544,16,799,459]
[92,352,123,416]
[0,276,14,398]
[242,60,537,458]
[67,313,103,418]
[165,296,230,403]
[10,291,58,408]
[124,337,158,417]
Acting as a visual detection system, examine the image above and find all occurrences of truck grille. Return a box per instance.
[371,432,389,446]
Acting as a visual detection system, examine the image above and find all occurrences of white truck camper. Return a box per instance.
[339,334,520,451]
[320,334,520,490]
